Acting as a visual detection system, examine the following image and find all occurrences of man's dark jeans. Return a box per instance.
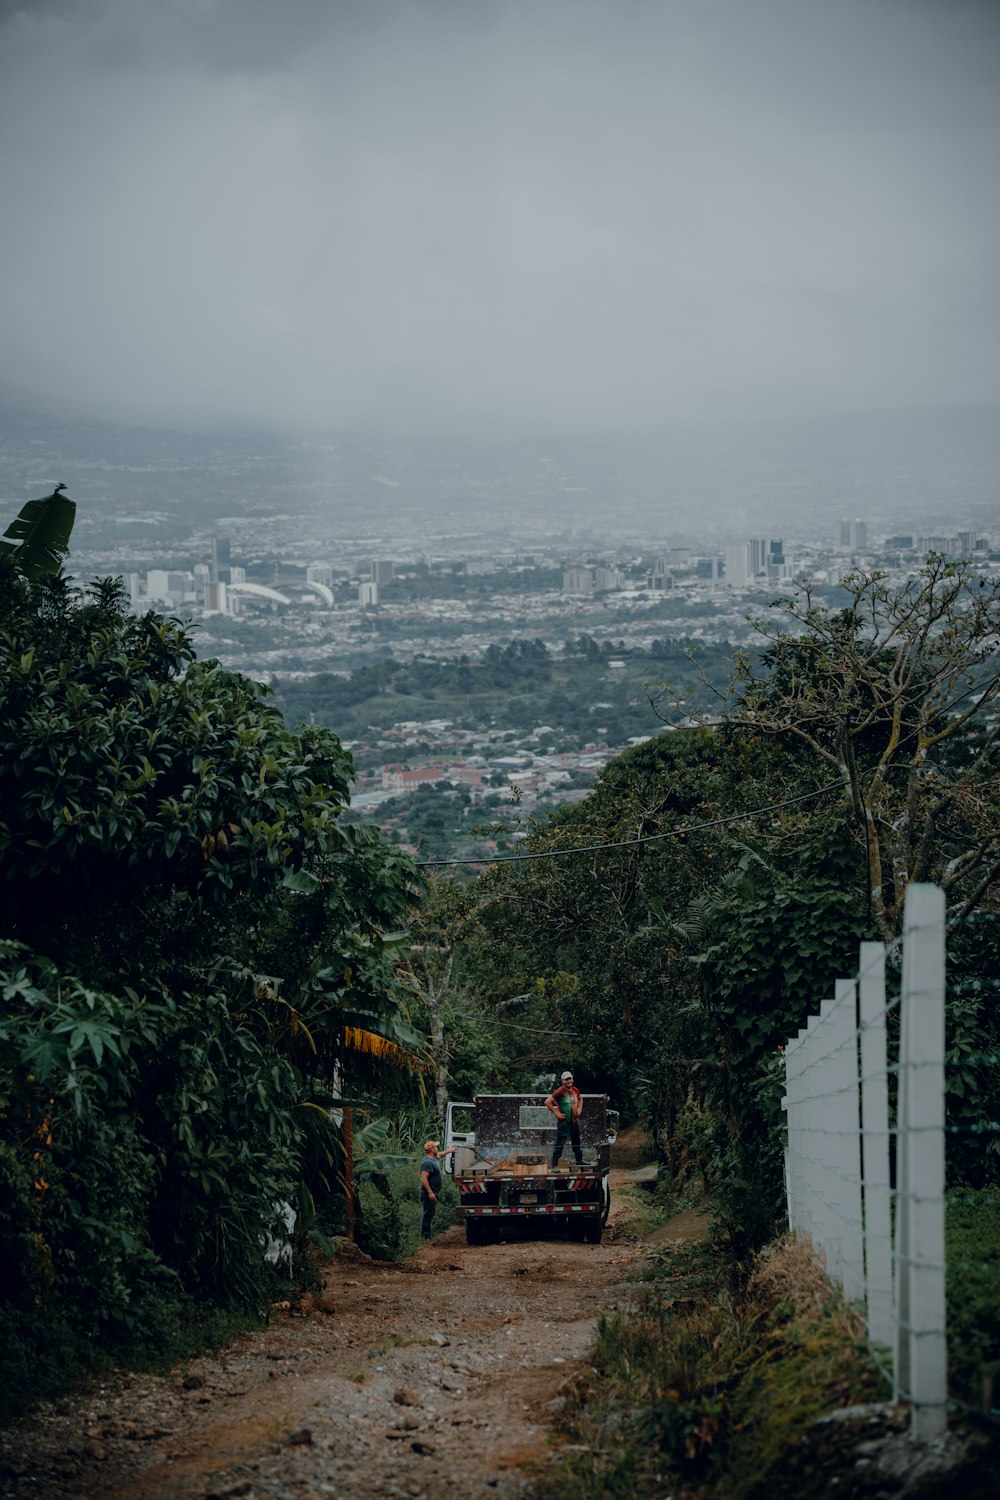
[551,1117,583,1167]
[420,1192,436,1239]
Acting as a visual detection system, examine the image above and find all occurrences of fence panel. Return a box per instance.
[782,882,950,1441]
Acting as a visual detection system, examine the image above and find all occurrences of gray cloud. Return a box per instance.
[1,0,998,434]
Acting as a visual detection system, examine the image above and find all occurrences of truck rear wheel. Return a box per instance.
[584,1217,603,1244]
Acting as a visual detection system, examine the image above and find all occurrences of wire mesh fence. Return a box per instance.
[782,883,1000,1441]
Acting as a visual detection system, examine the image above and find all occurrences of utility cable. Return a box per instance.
[449,1009,578,1037]
[417,781,841,867]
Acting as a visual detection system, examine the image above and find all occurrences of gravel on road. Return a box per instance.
[0,1169,653,1500]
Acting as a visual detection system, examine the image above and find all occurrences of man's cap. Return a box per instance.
[423,1139,439,1151]
[561,1071,573,1080]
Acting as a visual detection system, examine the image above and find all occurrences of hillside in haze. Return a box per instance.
[3,397,999,559]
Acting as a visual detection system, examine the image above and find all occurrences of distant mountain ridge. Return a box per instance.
[3,395,999,543]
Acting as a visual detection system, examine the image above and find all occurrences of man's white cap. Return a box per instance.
[561,1070,573,1080]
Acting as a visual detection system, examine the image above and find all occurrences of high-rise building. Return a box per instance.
[204,581,229,614]
[211,535,231,583]
[594,566,624,592]
[837,519,867,552]
[359,581,379,607]
[371,560,395,584]
[724,544,749,588]
[767,539,787,581]
[307,562,335,588]
[724,539,768,588]
[917,536,954,556]
[146,570,194,604]
[562,567,594,595]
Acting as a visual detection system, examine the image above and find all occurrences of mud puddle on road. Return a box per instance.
[0,1193,649,1500]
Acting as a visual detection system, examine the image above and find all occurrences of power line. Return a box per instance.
[449,1009,578,1037]
[417,781,841,868]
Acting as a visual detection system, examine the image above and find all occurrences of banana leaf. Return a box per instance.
[0,485,76,580]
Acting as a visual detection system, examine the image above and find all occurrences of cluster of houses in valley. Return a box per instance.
[345,715,644,839]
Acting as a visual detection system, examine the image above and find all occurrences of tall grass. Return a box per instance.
[547,1236,883,1499]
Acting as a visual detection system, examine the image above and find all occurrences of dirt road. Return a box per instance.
[0,1159,662,1500]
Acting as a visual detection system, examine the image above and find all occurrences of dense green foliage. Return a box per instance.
[0,559,423,1418]
[271,634,735,747]
[945,1188,1000,1406]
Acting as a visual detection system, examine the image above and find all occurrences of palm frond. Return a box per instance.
[343,1025,431,1074]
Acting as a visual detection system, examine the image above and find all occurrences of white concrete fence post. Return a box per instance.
[833,976,865,1304]
[858,940,894,1354]
[894,882,948,1441]
[815,996,841,1282]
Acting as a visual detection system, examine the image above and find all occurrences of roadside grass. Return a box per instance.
[544,1234,886,1500]
[946,1186,1000,1410]
[0,1295,262,1429]
[613,1169,716,1250]
[613,1178,676,1240]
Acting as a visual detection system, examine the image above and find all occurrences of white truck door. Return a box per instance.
[443,1101,476,1175]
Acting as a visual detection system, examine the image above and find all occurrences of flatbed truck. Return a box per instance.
[444,1093,618,1245]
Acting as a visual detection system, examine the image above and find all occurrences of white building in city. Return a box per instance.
[562,567,594,595]
[146,569,195,605]
[837,518,868,552]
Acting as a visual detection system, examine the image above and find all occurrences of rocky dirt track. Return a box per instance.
[0,1149,661,1500]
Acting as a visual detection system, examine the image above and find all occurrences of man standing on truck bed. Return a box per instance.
[546,1070,584,1168]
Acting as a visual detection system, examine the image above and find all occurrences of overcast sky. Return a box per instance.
[1,0,998,436]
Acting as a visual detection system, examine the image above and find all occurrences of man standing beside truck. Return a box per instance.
[546,1070,584,1168]
[418,1139,457,1240]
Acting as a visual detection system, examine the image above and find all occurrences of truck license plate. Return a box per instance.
[519,1193,538,1204]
